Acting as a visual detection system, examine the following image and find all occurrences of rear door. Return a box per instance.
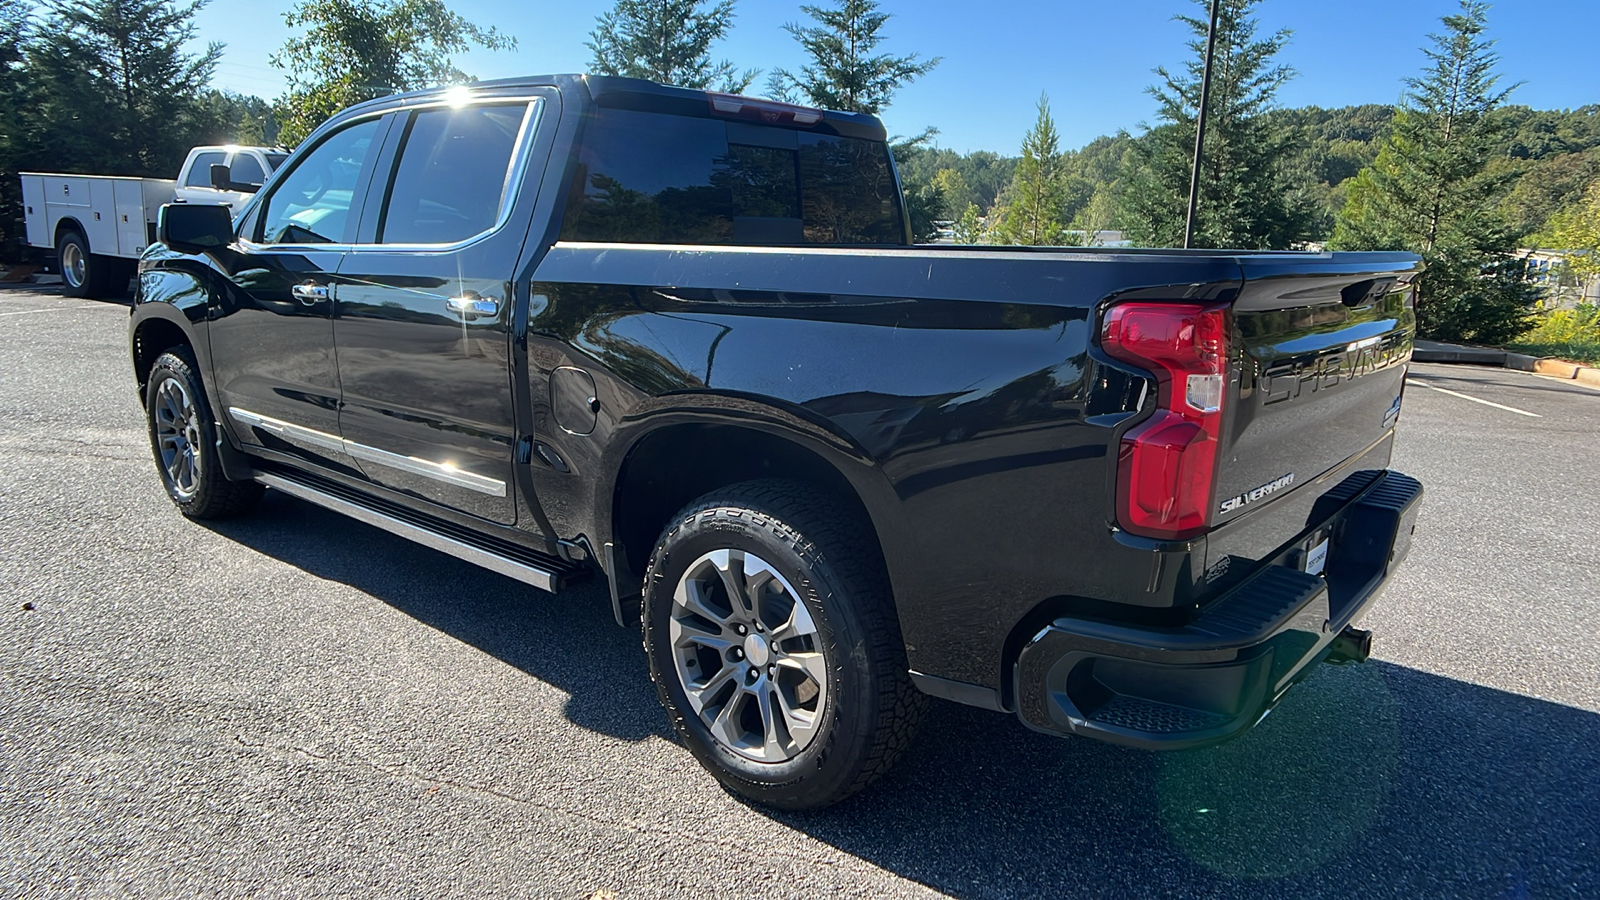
[331,93,551,524]
[1215,253,1421,527]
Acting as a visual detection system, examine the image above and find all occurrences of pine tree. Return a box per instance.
[272,0,515,146]
[27,0,221,176]
[1332,1,1541,344]
[0,0,29,260]
[1120,0,1311,249]
[588,0,756,93]
[768,0,939,115]
[992,94,1068,246]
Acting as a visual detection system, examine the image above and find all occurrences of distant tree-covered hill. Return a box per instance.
[897,102,1600,245]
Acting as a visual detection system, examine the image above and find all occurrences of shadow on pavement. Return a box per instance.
[208,492,1599,899]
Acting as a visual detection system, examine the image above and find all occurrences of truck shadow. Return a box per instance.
[206,491,1599,899]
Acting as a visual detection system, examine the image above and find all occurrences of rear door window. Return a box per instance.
[562,108,905,246]
[376,103,531,245]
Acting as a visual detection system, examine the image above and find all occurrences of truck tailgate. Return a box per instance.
[1215,255,1419,529]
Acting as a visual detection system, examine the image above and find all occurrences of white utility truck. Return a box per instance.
[20,145,285,298]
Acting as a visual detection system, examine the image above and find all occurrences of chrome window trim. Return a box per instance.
[228,407,507,497]
[239,96,547,256]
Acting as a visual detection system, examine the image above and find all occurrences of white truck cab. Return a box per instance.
[173,145,290,210]
[20,144,285,298]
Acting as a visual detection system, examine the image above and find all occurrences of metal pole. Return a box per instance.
[1184,0,1223,249]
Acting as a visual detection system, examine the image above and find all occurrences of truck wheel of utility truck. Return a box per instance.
[144,348,264,519]
[56,230,129,300]
[641,479,926,810]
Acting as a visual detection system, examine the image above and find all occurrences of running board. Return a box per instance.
[255,471,585,594]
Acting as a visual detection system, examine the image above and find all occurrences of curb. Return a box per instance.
[1416,343,1600,387]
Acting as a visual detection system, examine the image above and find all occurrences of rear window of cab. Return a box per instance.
[561,108,905,246]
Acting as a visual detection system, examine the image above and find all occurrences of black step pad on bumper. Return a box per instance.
[1015,469,1422,750]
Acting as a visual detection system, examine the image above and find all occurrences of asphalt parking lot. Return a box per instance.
[2,285,1597,898]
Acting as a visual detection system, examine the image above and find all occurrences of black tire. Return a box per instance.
[56,230,129,300]
[642,479,926,809]
[144,349,263,519]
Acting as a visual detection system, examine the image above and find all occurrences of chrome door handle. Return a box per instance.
[291,283,330,305]
[446,294,499,319]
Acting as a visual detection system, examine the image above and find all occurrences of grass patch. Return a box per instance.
[1506,304,1600,365]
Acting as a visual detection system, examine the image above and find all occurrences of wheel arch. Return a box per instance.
[53,216,87,248]
[602,405,910,620]
[130,307,200,403]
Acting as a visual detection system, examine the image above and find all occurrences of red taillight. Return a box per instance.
[1101,302,1230,541]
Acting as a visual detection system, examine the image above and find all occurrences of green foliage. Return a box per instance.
[27,0,222,176]
[271,0,515,146]
[992,94,1069,246]
[1332,1,1540,344]
[1542,180,1600,283]
[0,0,30,259]
[891,129,945,243]
[897,147,1016,214]
[1120,0,1313,249]
[952,202,983,244]
[587,0,755,93]
[768,0,939,115]
[194,90,279,146]
[1507,304,1600,364]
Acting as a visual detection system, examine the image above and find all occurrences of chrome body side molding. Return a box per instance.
[228,407,506,497]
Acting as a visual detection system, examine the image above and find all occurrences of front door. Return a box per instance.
[208,115,389,472]
[332,97,548,524]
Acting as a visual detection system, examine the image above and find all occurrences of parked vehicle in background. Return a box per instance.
[131,75,1424,810]
[20,145,285,298]
[172,146,289,209]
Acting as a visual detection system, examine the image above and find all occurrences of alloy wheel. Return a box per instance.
[668,549,829,763]
[153,377,203,499]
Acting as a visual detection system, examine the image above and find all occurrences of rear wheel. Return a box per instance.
[144,349,263,519]
[642,480,925,809]
[57,230,129,299]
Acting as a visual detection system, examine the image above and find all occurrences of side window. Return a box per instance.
[256,118,383,245]
[184,151,227,187]
[562,111,734,244]
[376,103,530,245]
[227,153,266,187]
[561,108,905,246]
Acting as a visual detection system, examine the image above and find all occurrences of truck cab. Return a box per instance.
[173,145,289,210]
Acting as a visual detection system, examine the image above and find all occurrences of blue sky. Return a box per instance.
[193,0,1598,154]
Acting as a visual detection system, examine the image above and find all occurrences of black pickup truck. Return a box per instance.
[132,75,1423,809]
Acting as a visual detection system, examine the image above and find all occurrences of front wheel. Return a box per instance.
[144,349,263,519]
[642,480,926,809]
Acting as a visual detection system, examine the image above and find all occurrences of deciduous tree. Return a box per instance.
[272,0,515,145]
[588,0,756,92]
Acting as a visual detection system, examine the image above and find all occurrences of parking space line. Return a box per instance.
[1410,380,1542,418]
[0,305,101,317]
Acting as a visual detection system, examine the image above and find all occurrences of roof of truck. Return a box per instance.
[337,74,890,142]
